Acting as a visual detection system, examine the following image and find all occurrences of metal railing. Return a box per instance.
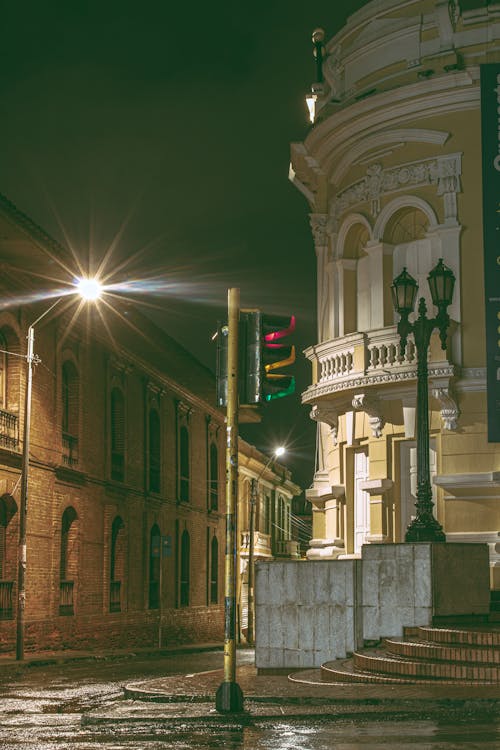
[0,580,13,619]
[59,580,74,616]
[62,432,78,466]
[0,409,18,451]
[109,580,121,613]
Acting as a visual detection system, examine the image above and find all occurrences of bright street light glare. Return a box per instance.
[274,446,285,457]
[76,277,103,301]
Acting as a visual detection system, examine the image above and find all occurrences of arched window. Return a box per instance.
[179,425,189,502]
[209,442,218,511]
[111,388,125,481]
[342,224,370,334]
[110,516,125,612]
[62,360,79,466]
[149,409,161,493]
[384,207,435,316]
[0,494,17,620]
[60,507,78,615]
[180,529,190,606]
[210,535,218,604]
[0,327,21,450]
[149,524,161,609]
[0,331,7,410]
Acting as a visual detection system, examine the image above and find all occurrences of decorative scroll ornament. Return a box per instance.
[310,404,339,446]
[352,393,385,438]
[432,386,460,430]
[309,213,328,247]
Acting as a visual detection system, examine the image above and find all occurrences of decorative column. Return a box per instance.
[360,479,394,544]
[309,213,330,342]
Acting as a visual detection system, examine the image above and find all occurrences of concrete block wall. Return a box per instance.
[255,559,362,669]
[255,543,491,670]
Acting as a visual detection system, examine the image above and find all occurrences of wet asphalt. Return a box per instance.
[0,648,499,748]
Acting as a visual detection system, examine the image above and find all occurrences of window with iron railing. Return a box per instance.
[149,409,161,493]
[0,409,18,451]
[110,388,125,482]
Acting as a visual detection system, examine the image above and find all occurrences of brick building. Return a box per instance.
[0,195,229,653]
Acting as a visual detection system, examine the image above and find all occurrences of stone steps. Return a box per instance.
[309,625,500,686]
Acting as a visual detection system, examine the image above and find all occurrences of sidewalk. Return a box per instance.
[2,643,499,723]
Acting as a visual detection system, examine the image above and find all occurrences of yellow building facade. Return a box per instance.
[291,0,500,585]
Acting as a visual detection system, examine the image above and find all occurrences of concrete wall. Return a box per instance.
[255,559,362,669]
[255,543,491,670]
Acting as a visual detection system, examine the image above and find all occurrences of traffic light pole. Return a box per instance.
[215,288,244,714]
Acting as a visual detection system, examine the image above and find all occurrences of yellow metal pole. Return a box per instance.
[215,288,244,713]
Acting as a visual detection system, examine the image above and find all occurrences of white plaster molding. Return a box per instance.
[331,128,450,186]
[352,392,385,438]
[455,368,487,392]
[435,472,500,490]
[309,213,329,247]
[335,212,373,257]
[302,363,456,403]
[359,478,394,495]
[306,539,345,560]
[432,386,460,430]
[334,154,461,223]
[310,404,339,446]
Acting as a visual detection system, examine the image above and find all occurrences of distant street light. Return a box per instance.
[16,278,102,660]
[247,445,286,646]
[391,259,455,542]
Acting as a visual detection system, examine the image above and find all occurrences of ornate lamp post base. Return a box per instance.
[405,514,446,542]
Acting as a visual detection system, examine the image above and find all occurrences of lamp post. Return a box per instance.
[16,278,102,661]
[391,259,455,543]
[246,445,285,646]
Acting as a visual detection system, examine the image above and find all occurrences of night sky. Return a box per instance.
[0,0,366,489]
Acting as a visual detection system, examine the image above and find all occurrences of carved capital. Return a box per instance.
[310,404,339,445]
[432,386,460,430]
[352,392,385,438]
[309,213,329,247]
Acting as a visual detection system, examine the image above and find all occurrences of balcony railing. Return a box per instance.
[111,452,124,482]
[303,326,454,403]
[59,580,74,616]
[62,432,79,467]
[274,539,301,558]
[240,531,272,557]
[109,580,121,613]
[149,580,159,610]
[0,581,14,620]
[0,409,19,451]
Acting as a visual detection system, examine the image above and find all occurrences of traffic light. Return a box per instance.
[261,314,296,401]
[215,312,261,406]
[215,312,296,406]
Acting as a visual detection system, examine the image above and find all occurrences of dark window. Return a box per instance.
[149,409,161,493]
[60,507,77,615]
[149,524,160,609]
[180,529,190,606]
[179,425,189,502]
[62,361,79,466]
[110,516,124,612]
[111,388,125,481]
[210,536,218,604]
[209,442,218,511]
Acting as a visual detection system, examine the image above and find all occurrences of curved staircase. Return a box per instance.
[290,626,500,686]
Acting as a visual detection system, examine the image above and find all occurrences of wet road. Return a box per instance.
[0,651,499,748]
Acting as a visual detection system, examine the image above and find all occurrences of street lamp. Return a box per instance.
[16,278,102,660]
[391,259,455,542]
[247,445,285,645]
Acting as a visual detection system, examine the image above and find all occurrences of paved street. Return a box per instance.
[0,649,499,748]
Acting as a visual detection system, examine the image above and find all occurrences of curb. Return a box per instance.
[0,643,225,672]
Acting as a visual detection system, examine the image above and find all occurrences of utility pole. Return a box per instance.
[215,288,244,713]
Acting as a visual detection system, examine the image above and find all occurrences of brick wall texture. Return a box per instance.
[0,305,227,654]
